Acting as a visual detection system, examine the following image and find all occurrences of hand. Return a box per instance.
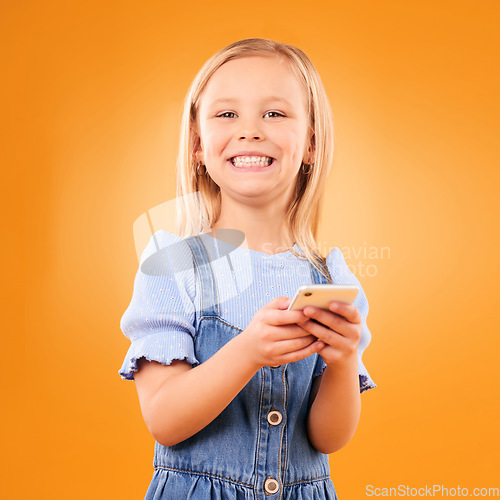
[298,301,362,367]
[240,296,325,370]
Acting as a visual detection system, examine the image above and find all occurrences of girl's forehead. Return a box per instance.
[199,55,308,108]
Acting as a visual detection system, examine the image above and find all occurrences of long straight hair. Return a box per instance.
[175,38,335,281]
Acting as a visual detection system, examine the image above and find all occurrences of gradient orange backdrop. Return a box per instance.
[2,1,499,498]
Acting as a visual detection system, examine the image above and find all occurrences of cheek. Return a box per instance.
[278,131,305,161]
[202,126,226,156]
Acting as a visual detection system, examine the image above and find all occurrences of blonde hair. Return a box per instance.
[175,38,334,281]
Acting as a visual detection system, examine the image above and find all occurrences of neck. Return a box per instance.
[211,200,293,255]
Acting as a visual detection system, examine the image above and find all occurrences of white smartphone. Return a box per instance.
[287,284,359,311]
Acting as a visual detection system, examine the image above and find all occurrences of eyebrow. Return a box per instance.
[210,96,292,106]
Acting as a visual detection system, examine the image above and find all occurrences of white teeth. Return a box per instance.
[231,155,273,166]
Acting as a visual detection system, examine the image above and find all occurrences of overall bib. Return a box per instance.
[145,235,338,500]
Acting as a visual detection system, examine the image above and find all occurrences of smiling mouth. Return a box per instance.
[230,156,274,167]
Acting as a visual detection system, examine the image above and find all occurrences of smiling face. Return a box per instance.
[194,55,313,206]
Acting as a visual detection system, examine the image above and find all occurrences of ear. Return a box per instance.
[191,129,204,164]
[303,132,316,164]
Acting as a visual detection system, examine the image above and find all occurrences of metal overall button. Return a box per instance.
[264,477,280,495]
[267,410,283,426]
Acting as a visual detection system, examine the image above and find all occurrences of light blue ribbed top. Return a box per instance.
[118,230,375,391]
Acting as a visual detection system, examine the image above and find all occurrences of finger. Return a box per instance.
[328,301,362,324]
[300,318,360,349]
[266,308,309,326]
[299,318,346,345]
[303,314,362,343]
[273,323,320,340]
[275,334,322,354]
[302,306,347,335]
[267,296,293,310]
[277,339,325,364]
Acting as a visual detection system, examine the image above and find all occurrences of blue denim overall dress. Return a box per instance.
[144,235,338,500]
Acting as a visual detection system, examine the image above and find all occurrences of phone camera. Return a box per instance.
[305,292,312,296]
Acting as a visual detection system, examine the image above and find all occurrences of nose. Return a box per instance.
[238,116,263,141]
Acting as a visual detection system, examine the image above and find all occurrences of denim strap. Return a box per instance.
[184,235,219,317]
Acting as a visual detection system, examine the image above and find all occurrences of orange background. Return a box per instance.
[2,0,499,498]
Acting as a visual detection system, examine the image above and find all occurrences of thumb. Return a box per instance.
[271,295,292,310]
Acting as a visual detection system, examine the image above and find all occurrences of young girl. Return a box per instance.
[119,38,376,499]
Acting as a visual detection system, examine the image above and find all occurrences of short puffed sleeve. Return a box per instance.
[315,247,377,393]
[118,230,199,380]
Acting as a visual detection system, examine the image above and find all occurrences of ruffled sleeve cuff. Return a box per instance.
[358,356,377,393]
[312,354,327,379]
[311,354,376,394]
[118,331,200,380]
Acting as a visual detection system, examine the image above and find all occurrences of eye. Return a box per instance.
[216,111,237,118]
[264,111,285,118]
